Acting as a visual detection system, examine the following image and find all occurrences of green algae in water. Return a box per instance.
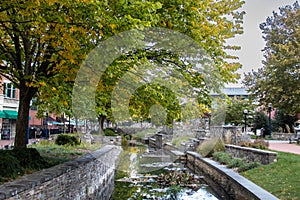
[112,168,219,200]
[112,147,219,200]
[112,171,137,200]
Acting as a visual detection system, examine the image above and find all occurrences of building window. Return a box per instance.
[30,99,38,111]
[4,82,16,99]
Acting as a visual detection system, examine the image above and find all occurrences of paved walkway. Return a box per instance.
[268,140,300,155]
[0,139,14,149]
[0,139,37,149]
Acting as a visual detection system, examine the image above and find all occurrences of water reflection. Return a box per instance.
[112,147,220,200]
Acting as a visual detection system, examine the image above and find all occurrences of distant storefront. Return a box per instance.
[0,110,18,140]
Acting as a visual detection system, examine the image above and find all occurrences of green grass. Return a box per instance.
[241,152,300,199]
[133,128,157,140]
[31,139,102,160]
[171,135,191,147]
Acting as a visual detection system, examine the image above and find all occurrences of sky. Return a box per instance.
[228,0,297,86]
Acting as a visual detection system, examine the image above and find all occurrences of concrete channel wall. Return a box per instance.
[0,145,121,200]
[186,151,279,200]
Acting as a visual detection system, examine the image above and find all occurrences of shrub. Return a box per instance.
[55,134,80,146]
[237,161,261,172]
[212,152,232,164]
[240,139,269,150]
[212,151,261,172]
[0,151,23,179]
[252,139,269,149]
[227,158,245,168]
[0,148,50,180]
[12,147,48,169]
[103,128,117,136]
[196,137,225,157]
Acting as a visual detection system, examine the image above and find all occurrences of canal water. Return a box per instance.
[111,147,220,200]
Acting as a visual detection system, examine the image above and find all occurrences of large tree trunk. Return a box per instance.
[14,86,37,148]
[98,115,106,134]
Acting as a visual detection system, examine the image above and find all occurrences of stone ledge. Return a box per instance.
[225,144,277,164]
[186,151,278,200]
[0,145,121,200]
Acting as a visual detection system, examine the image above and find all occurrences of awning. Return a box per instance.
[0,111,6,118]
[3,110,18,119]
[50,121,64,125]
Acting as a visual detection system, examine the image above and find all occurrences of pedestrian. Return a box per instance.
[261,127,265,138]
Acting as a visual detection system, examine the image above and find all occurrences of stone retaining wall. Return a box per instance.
[0,145,121,200]
[225,144,277,165]
[186,151,278,200]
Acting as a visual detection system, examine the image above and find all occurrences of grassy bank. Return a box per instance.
[241,151,300,199]
[32,137,102,161]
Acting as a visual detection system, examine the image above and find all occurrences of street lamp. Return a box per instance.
[267,103,272,138]
[243,109,248,134]
[26,100,33,145]
[44,112,49,139]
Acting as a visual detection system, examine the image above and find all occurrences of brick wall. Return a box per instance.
[0,145,121,200]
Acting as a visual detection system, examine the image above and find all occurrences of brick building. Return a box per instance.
[0,77,19,139]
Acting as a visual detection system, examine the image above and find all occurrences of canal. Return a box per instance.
[111,146,220,200]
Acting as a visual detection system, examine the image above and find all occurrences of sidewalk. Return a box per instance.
[0,139,38,149]
[0,139,14,149]
[268,140,300,155]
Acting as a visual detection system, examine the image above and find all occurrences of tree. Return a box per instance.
[0,0,245,147]
[273,109,298,133]
[244,2,300,114]
[224,98,254,126]
[73,0,245,132]
[129,83,181,125]
[0,0,103,147]
[252,111,269,136]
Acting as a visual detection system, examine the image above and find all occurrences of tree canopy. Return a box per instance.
[0,0,245,147]
[0,0,103,147]
[73,0,245,131]
[244,2,300,114]
[224,97,254,126]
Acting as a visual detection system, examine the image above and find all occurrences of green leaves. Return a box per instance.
[0,0,245,145]
[244,2,300,115]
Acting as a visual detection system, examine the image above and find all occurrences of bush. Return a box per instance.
[212,152,232,164]
[212,151,261,172]
[196,137,225,157]
[0,151,23,179]
[227,158,245,168]
[103,128,117,136]
[252,139,269,149]
[12,147,48,169]
[240,139,269,150]
[237,161,261,172]
[55,134,80,146]
[0,148,50,180]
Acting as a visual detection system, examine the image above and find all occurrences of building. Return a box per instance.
[0,77,19,139]
[0,77,45,140]
[210,87,249,99]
